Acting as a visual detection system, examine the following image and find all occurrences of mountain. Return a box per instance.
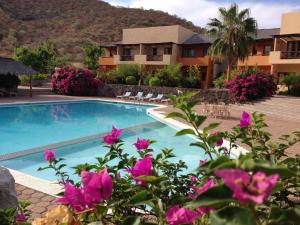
[0,0,204,62]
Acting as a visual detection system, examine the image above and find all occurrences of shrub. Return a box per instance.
[96,70,117,84]
[125,75,137,85]
[149,76,161,86]
[116,64,141,84]
[0,73,20,89]
[51,67,101,96]
[226,73,277,102]
[213,72,227,88]
[153,64,182,87]
[213,67,261,88]
[38,92,300,225]
[280,73,300,96]
[183,65,201,88]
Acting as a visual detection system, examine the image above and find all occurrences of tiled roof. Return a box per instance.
[0,57,37,75]
[256,28,280,40]
[183,34,212,45]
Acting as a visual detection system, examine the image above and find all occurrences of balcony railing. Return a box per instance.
[281,51,300,59]
[120,55,134,61]
[146,55,163,61]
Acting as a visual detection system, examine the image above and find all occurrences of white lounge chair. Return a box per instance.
[129,92,143,100]
[117,92,131,99]
[139,93,153,101]
[149,94,164,102]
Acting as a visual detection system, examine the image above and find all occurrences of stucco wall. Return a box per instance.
[280,12,300,35]
[122,25,194,44]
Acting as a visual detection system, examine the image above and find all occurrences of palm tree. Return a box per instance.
[207,3,257,81]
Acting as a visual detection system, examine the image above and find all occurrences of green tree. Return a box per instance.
[207,3,257,81]
[83,42,102,71]
[13,41,65,74]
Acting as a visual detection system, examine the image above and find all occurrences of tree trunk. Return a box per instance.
[226,63,231,82]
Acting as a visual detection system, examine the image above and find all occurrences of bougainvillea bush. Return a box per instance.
[36,92,300,225]
[52,67,101,96]
[226,73,277,102]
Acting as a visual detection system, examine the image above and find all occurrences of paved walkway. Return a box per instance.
[16,184,57,221]
[157,95,300,156]
[1,87,300,220]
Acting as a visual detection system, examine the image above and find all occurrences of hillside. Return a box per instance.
[0,0,204,62]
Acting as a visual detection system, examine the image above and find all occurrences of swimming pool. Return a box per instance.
[0,100,205,181]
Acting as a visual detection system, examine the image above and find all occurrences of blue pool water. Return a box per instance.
[0,101,206,181]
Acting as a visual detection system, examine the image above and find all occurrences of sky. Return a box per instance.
[105,0,300,28]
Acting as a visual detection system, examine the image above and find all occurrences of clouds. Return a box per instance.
[106,0,300,28]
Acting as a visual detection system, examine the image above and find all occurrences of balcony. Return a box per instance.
[98,56,115,66]
[237,55,270,67]
[115,54,173,65]
[270,51,300,64]
[281,51,300,59]
[146,55,163,61]
[120,55,134,61]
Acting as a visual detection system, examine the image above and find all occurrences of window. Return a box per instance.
[252,47,257,56]
[152,48,157,56]
[123,48,132,56]
[164,47,172,55]
[182,48,196,58]
[263,46,272,56]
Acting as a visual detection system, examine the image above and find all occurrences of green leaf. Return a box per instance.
[175,129,195,136]
[194,115,207,127]
[122,216,141,225]
[87,222,103,225]
[210,206,256,225]
[129,190,153,205]
[166,112,187,120]
[185,185,234,209]
[136,176,168,184]
[203,123,220,133]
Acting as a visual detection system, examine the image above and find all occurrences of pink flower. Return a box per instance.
[166,205,199,225]
[189,179,216,200]
[133,138,150,151]
[81,169,113,207]
[211,132,223,147]
[190,176,196,184]
[44,149,56,161]
[215,169,279,204]
[240,111,252,127]
[103,126,124,145]
[57,169,113,212]
[16,214,26,223]
[57,182,86,212]
[189,179,216,216]
[126,155,152,186]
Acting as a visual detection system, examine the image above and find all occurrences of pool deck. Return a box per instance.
[1,86,300,220]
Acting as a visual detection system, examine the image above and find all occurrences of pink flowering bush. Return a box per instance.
[226,72,277,103]
[51,67,101,96]
[39,92,300,225]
